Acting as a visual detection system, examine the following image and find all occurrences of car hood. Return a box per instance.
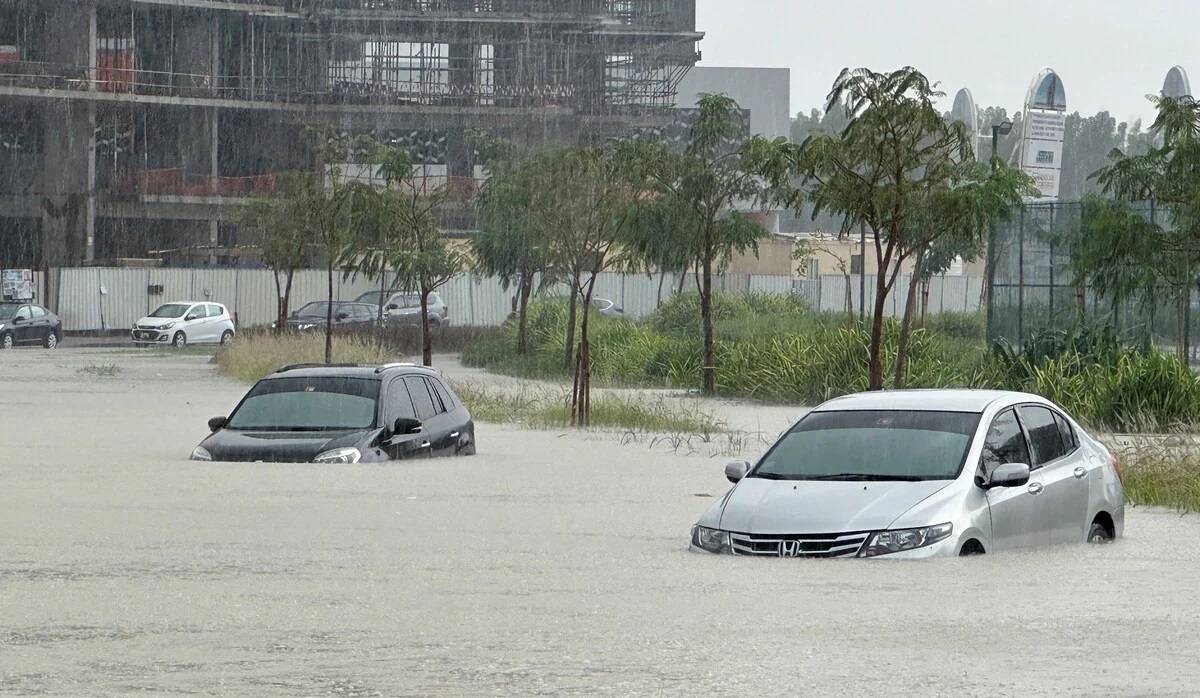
[137,316,182,327]
[199,428,373,463]
[717,478,952,534]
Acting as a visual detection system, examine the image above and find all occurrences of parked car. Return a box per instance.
[353,290,450,328]
[591,297,624,318]
[132,301,235,348]
[190,362,476,463]
[0,302,62,349]
[280,301,379,331]
[690,389,1124,558]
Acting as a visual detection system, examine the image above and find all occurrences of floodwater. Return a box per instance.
[2,348,1199,697]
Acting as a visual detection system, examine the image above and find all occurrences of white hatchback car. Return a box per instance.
[132,301,236,348]
[691,389,1124,558]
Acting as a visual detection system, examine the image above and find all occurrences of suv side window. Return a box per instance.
[386,378,416,421]
[1051,410,1078,454]
[1018,405,1067,466]
[405,376,438,421]
[429,377,455,410]
[979,408,1031,481]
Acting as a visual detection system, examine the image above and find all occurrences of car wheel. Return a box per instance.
[959,540,985,556]
[172,331,187,348]
[220,330,234,346]
[45,332,58,349]
[1087,522,1113,544]
[1,332,12,350]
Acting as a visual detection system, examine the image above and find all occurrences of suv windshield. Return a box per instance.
[354,291,384,305]
[226,376,380,431]
[751,410,982,481]
[149,303,191,318]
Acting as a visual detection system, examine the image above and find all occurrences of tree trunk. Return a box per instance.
[657,270,666,307]
[677,269,687,295]
[1177,287,1186,361]
[894,264,923,389]
[843,270,853,323]
[572,278,598,427]
[701,236,716,396]
[377,270,388,349]
[273,270,285,335]
[564,276,580,370]
[421,287,433,366]
[516,273,533,355]
[868,265,889,391]
[324,261,334,364]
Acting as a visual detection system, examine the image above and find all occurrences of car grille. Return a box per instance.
[136,324,159,330]
[729,531,869,558]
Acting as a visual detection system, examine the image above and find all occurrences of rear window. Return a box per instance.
[752,410,982,481]
[227,376,380,431]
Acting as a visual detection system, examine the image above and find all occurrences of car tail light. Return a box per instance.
[1110,452,1122,482]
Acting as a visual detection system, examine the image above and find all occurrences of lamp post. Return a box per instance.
[985,120,1014,342]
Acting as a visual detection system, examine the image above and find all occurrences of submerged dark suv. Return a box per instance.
[190,363,476,463]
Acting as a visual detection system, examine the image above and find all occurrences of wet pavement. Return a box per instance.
[2,349,1199,697]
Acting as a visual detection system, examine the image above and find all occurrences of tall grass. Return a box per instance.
[215,331,395,382]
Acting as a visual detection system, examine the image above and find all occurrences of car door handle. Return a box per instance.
[1073,466,1087,479]
[1028,482,1044,495]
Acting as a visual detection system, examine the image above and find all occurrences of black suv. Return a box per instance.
[190,363,476,463]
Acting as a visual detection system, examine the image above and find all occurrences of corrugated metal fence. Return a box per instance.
[50,267,986,332]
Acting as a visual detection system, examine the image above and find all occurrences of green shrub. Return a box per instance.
[926,311,985,341]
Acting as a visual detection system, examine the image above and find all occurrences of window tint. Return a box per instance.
[979,408,1031,479]
[430,378,454,410]
[386,378,416,421]
[31,306,46,318]
[1019,405,1067,466]
[1052,410,1078,453]
[405,376,438,421]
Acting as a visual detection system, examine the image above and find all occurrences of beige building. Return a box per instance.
[730,231,985,279]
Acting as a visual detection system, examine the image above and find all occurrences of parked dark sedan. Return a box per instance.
[190,363,476,463]
[0,302,62,349]
[279,301,379,331]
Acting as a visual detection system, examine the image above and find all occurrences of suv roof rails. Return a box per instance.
[274,362,364,373]
[374,362,418,373]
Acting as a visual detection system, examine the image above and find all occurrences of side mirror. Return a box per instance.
[386,304,399,311]
[986,462,1031,489]
[725,460,751,484]
[393,417,423,435]
[11,316,23,324]
[208,416,228,432]
[336,313,349,321]
[185,314,199,321]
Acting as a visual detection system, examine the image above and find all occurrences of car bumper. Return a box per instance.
[687,534,961,559]
[131,330,171,343]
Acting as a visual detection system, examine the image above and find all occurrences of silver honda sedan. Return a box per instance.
[690,390,1125,558]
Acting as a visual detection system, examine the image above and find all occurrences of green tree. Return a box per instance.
[233,171,316,334]
[634,93,771,396]
[757,67,1032,390]
[306,128,362,364]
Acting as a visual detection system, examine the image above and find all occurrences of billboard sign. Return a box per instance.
[1019,68,1067,200]
[1,269,35,301]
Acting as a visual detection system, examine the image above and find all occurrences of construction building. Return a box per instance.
[0,0,702,273]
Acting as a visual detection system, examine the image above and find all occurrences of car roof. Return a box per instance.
[160,300,220,305]
[813,389,1051,414]
[264,363,444,381]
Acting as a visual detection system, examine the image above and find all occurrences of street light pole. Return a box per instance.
[986,121,1014,343]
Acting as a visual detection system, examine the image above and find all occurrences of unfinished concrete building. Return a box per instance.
[0,0,702,271]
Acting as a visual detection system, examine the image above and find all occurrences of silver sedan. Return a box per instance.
[691,390,1125,558]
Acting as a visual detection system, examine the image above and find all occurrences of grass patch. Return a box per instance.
[77,363,121,377]
[449,380,725,434]
[214,331,396,382]
[1114,440,1200,512]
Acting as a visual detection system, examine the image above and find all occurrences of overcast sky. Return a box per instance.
[695,0,1196,126]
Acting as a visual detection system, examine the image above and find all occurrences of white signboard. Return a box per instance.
[1,269,35,301]
[1020,69,1067,200]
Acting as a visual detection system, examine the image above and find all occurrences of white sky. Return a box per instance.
[695,0,1197,125]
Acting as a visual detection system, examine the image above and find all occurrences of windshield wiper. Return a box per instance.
[748,472,788,480]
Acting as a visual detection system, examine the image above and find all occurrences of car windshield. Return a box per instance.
[353,291,383,305]
[225,376,380,431]
[751,410,982,481]
[0,305,17,320]
[296,302,334,318]
[149,303,191,318]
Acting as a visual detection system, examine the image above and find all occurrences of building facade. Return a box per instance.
[0,0,701,273]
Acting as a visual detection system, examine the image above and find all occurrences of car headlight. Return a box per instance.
[313,447,361,464]
[189,446,212,461]
[859,523,953,557]
[691,525,731,554]
[162,321,175,329]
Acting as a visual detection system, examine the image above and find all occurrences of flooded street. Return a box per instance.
[2,349,1200,697]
